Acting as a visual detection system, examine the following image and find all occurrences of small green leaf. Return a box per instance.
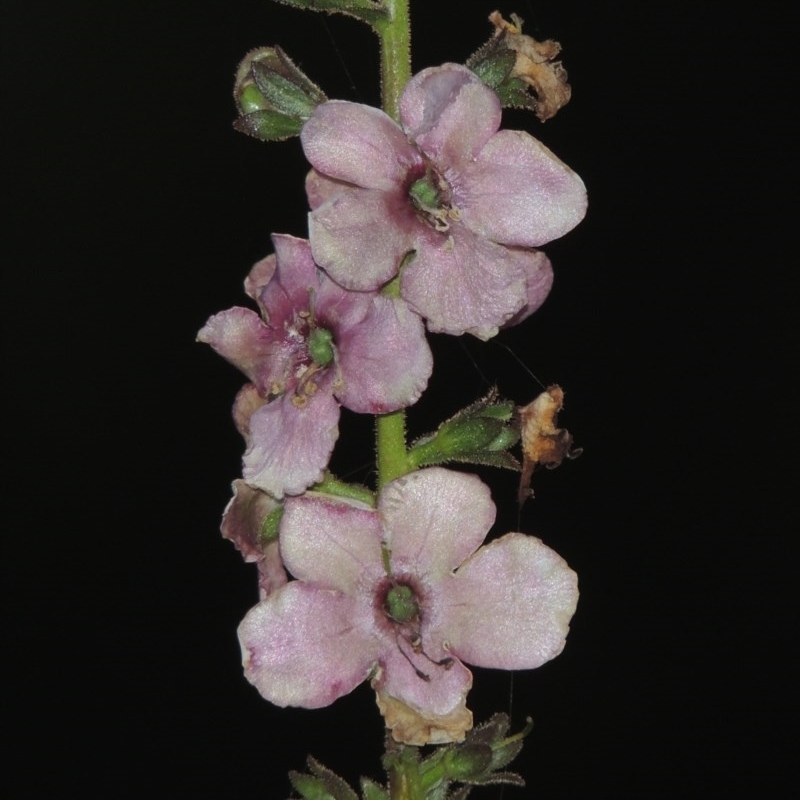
[360,778,388,800]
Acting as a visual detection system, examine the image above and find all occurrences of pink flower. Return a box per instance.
[301,63,586,339]
[198,234,433,498]
[238,467,578,744]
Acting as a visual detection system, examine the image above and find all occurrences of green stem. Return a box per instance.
[374,0,412,492]
[376,410,410,489]
[375,0,412,121]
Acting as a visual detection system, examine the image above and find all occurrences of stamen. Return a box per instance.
[402,633,454,670]
[396,634,430,681]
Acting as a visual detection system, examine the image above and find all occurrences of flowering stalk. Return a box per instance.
[201,1,586,797]
[375,0,412,490]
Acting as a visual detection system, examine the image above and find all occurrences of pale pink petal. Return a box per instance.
[501,250,554,328]
[380,469,495,580]
[221,479,280,562]
[460,130,587,247]
[401,226,528,339]
[374,638,473,718]
[244,253,277,307]
[280,493,384,593]
[336,297,432,413]
[442,533,579,670]
[400,64,501,167]
[197,307,290,393]
[305,169,347,210]
[301,101,422,192]
[239,583,381,708]
[309,186,418,291]
[242,388,340,499]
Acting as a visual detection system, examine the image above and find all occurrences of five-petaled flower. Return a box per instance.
[238,467,578,744]
[301,63,586,339]
[198,234,433,498]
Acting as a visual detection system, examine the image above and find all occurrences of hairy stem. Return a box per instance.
[374,0,412,491]
[375,0,412,121]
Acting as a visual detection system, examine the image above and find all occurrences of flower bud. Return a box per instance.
[233,47,326,141]
[408,391,520,470]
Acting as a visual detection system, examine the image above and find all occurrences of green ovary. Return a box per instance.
[385,584,420,624]
[307,326,334,366]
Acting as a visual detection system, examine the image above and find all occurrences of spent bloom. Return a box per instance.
[238,467,578,744]
[301,63,586,339]
[221,479,287,599]
[198,234,432,498]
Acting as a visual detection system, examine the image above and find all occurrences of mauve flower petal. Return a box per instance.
[442,533,578,670]
[221,479,280,562]
[501,250,554,329]
[257,235,319,318]
[309,186,417,291]
[232,383,268,440]
[302,101,422,192]
[257,542,289,599]
[280,493,384,593]
[239,583,380,708]
[242,388,340,498]
[244,253,276,307]
[197,307,289,393]
[460,129,587,247]
[315,271,374,333]
[374,639,473,718]
[336,297,432,413]
[400,64,501,167]
[401,226,528,339]
[380,469,495,580]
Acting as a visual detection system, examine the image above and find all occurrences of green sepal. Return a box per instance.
[259,505,283,546]
[359,778,388,800]
[289,757,359,800]
[233,108,303,142]
[467,47,516,92]
[311,472,376,507]
[450,714,530,787]
[271,0,388,27]
[233,46,326,141]
[467,38,537,112]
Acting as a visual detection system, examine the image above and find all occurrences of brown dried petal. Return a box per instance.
[373,684,473,746]
[489,12,572,121]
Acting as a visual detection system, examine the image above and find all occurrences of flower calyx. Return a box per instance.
[408,389,520,471]
[233,46,326,141]
[284,714,531,800]
[466,12,571,121]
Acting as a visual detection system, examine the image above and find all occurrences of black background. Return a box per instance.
[5,1,797,797]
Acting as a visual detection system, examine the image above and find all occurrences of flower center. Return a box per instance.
[407,168,460,233]
[286,308,336,407]
[377,577,453,682]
